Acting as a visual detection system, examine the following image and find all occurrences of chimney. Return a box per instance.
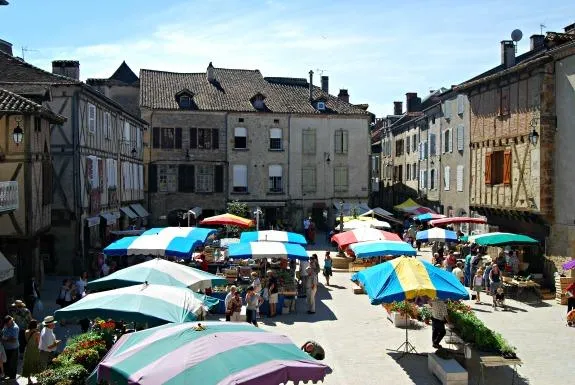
[308,70,314,101]
[52,60,80,80]
[321,75,329,93]
[501,40,515,68]
[393,101,403,115]
[0,39,12,56]
[564,23,575,34]
[530,35,545,50]
[206,62,215,82]
[405,92,421,113]
[338,89,349,103]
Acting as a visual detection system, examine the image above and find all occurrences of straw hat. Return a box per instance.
[12,300,26,308]
[42,316,58,326]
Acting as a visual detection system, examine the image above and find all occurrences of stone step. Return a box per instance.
[428,353,468,385]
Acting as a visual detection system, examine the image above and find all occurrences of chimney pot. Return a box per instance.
[337,89,349,103]
[501,40,515,68]
[52,60,80,80]
[530,34,545,50]
[393,101,403,115]
[0,39,12,56]
[207,62,215,82]
[321,75,329,93]
[405,93,421,113]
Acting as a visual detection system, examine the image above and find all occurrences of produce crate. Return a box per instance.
[555,277,574,304]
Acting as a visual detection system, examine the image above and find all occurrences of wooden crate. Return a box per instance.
[555,277,574,304]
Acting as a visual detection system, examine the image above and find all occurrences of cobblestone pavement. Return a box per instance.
[12,241,569,384]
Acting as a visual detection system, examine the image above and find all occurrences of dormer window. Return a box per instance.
[179,96,191,109]
[317,101,326,111]
[250,93,266,111]
[175,89,195,109]
[314,96,328,112]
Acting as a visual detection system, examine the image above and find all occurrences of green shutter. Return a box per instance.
[214,165,223,192]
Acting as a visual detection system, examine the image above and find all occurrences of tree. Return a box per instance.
[225,200,251,237]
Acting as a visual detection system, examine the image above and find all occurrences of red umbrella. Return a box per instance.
[429,216,487,227]
[199,213,254,228]
[331,228,401,250]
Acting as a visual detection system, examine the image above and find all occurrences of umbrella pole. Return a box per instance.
[387,312,419,359]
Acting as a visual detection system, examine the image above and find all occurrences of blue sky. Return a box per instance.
[1,0,572,115]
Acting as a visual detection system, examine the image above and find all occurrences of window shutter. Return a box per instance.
[334,130,342,153]
[457,95,464,115]
[456,165,464,192]
[503,150,512,185]
[418,142,422,160]
[214,164,224,192]
[424,141,429,159]
[444,166,450,191]
[448,129,453,152]
[485,153,492,185]
[342,130,349,153]
[175,127,182,149]
[457,125,464,151]
[189,128,197,149]
[152,127,160,148]
[430,134,436,156]
[212,129,219,149]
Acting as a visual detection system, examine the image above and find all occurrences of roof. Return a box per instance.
[109,61,139,84]
[0,88,66,123]
[0,83,51,100]
[139,67,369,115]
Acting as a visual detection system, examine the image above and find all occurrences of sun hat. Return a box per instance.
[12,300,26,308]
[42,315,58,326]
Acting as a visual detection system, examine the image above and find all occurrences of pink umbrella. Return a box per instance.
[429,216,488,227]
[331,228,402,250]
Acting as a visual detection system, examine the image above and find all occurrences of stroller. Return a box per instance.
[493,287,506,310]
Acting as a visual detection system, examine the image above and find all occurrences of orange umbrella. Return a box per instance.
[199,213,254,228]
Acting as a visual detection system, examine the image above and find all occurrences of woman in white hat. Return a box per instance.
[38,316,61,370]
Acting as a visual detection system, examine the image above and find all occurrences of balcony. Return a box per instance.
[0,181,18,213]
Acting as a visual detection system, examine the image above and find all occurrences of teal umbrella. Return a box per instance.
[87,259,227,292]
[55,283,219,327]
[469,232,538,246]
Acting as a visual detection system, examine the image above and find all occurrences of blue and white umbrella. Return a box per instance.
[228,241,309,260]
[103,227,216,258]
[349,240,417,258]
[416,228,458,243]
[240,230,307,245]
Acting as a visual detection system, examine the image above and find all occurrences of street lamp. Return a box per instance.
[529,129,539,146]
[254,207,262,230]
[131,147,137,157]
[12,118,23,146]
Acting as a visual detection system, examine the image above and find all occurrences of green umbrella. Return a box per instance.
[468,232,538,246]
[55,283,220,327]
[87,259,227,292]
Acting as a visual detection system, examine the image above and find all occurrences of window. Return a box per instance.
[395,139,404,156]
[88,103,96,134]
[444,166,451,191]
[269,128,282,150]
[457,125,465,152]
[34,116,42,132]
[123,121,131,141]
[429,134,436,156]
[457,94,465,115]
[104,112,111,139]
[232,165,248,192]
[423,141,428,159]
[443,129,452,153]
[179,95,191,109]
[316,101,326,111]
[178,165,195,192]
[153,127,182,149]
[412,163,417,181]
[443,100,452,120]
[302,167,316,193]
[334,166,348,192]
[334,129,348,154]
[406,136,411,154]
[196,165,214,193]
[499,87,510,116]
[268,165,283,193]
[302,128,316,154]
[158,165,178,192]
[420,169,427,189]
[412,134,417,152]
[456,165,464,192]
[106,158,117,188]
[234,127,247,149]
[485,150,511,185]
[161,128,173,149]
[190,128,219,150]
[406,164,411,180]
[430,169,436,190]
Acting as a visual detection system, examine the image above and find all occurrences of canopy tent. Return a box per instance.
[240,230,307,245]
[413,213,446,222]
[394,198,435,215]
[86,259,227,292]
[359,208,403,225]
[416,228,458,243]
[340,218,391,231]
[468,232,539,246]
[54,284,219,326]
[429,216,488,227]
[141,227,214,238]
[228,242,309,260]
[218,238,240,248]
[331,228,402,250]
[200,213,254,228]
[349,240,417,258]
[87,321,329,385]
[351,256,469,305]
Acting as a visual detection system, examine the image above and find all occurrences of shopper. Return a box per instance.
[306,266,318,314]
[323,252,333,286]
[429,298,449,349]
[245,286,263,327]
[38,316,61,370]
[1,315,19,380]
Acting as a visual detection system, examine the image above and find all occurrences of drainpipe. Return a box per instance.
[72,91,81,262]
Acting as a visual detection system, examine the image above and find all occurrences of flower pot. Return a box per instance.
[389,311,411,327]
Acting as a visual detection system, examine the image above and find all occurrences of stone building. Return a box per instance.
[0,49,147,275]
[0,87,65,299]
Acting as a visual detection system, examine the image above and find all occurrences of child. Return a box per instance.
[494,286,505,309]
[473,269,484,304]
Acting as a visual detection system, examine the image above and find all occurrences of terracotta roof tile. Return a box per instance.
[0,88,66,123]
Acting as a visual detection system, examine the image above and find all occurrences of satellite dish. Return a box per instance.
[511,29,523,42]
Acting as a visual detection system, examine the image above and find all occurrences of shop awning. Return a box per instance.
[100,212,117,225]
[0,252,14,282]
[120,206,138,219]
[86,216,101,227]
[130,203,149,217]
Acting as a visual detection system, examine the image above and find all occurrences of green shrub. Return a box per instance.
[71,348,100,372]
[36,364,88,385]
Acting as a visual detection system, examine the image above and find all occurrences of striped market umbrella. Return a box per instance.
[341,218,391,230]
[413,213,446,222]
[416,228,458,243]
[240,230,307,245]
[86,259,227,292]
[394,198,435,215]
[468,232,539,246]
[351,256,469,305]
[86,321,329,385]
[429,216,488,226]
[200,213,254,228]
[228,241,309,260]
[349,240,417,258]
[331,228,402,249]
[55,284,219,326]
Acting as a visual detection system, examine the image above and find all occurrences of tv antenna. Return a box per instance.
[315,68,327,76]
[511,29,523,53]
[540,24,546,35]
[21,46,39,61]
